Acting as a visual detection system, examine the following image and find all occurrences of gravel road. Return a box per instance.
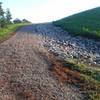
[0,23,99,100]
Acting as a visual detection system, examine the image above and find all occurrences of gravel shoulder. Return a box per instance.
[0,24,85,100]
[36,23,100,67]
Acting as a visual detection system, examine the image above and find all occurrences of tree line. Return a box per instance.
[0,2,12,28]
[0,2,31,28]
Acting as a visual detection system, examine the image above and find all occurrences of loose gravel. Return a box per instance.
[0,24,86,100]
[35,23,100,67]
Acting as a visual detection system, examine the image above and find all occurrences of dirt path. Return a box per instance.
[0,24,86,100]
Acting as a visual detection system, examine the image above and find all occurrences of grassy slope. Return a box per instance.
[53,7,100,99]
[0,23,31,42]
[53,7,100,39]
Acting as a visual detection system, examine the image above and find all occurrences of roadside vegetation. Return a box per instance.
[65,59,100,100]
[53,7,100,99]
[0,2,31,42]
[0,23,31,42]
[56,58,100,100]
[53,7,100,40]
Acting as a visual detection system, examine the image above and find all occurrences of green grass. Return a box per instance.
[0,23,31,42]
[62,59,100,100]
[53,7,100,39]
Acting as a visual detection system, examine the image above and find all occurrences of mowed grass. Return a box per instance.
[53,7,100,39]
[0,23,31,42]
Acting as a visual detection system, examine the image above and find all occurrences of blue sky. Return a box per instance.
[1,0,100,23]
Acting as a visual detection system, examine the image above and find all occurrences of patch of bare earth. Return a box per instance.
[0,25,85,100]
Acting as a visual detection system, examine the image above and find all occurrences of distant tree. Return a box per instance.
[13,18,22,23]
[0,16,7,28]
[0,2,4,17]
[0,2,5,28]
[6,8,12,24]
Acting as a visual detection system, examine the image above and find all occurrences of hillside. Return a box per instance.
[53,7,100,39]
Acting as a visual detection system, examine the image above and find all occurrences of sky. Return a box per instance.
[0,0,100,23]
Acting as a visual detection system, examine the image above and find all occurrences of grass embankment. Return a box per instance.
[53,7,100,39]
[62,59,100,100]
[0,23,31,42]
[53,7,100,99]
